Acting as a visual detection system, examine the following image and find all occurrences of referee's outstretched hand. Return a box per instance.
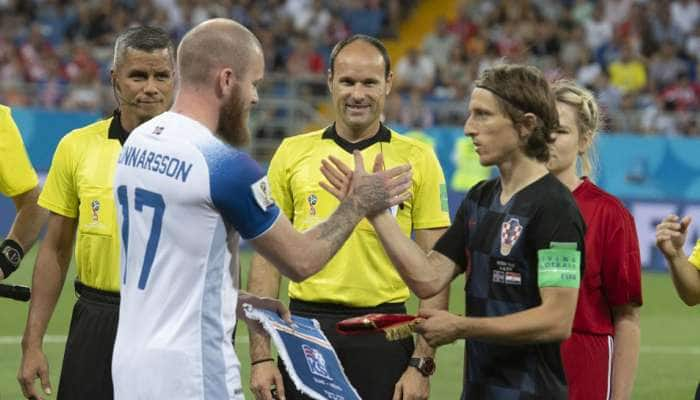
[656,215,691,259]
[18,346,52,400]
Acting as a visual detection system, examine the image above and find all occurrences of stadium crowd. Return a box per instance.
[0,0,698,136]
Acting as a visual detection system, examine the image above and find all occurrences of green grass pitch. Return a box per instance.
[1,246,698,399]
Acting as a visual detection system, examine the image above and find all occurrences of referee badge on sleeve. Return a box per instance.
[251,176,275,211]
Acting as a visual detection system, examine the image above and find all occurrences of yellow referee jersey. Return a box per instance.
[689,239,700,270]
[0,105,38,197]
[268,124,450,307]
[39,113,127,292]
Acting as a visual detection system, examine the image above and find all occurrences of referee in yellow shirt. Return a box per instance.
[249,35,450,400]
[0,104,46,281]
[17,27,175,400]
[656,214,700,306]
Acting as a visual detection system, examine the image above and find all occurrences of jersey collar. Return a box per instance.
[108,109,129,145]
[322,123,391,154]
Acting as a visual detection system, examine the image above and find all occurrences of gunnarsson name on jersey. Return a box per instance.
[118,145,193,183]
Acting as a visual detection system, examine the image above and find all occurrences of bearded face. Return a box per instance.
[217,82,250,147]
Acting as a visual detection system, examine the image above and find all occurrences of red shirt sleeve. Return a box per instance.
[601,206,643,307]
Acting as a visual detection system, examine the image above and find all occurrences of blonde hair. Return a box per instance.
[552,80,602,179]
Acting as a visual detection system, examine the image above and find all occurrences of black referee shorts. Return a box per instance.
[279,299,415,400]
[57,281,119,400]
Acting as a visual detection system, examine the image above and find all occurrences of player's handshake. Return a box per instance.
[337,150,412,218]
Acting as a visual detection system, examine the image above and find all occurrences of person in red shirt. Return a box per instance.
[547,80,643,400]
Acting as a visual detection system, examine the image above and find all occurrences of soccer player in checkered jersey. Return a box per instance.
[548,80,642,400]
[322,64,586,399]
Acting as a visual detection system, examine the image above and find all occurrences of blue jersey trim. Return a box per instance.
[197,140,280,239]
[201,219,229,399]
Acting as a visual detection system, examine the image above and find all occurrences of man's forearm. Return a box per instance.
[666,254,700,306]
[413,289,450,357]
[371,213,451,297]
[457,290,577,344]
[302,198,364,268]
[611,306,641,400]
[247,254,282,360]
[7,187,47,251]
[22,248,70,349]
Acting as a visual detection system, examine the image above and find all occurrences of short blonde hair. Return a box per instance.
[552,80,602,179]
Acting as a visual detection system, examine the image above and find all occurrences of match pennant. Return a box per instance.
[243,304,360,400]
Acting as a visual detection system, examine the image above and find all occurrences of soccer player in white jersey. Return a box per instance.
[111,18,412,400]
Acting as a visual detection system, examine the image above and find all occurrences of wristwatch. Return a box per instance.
[408,357,436,377]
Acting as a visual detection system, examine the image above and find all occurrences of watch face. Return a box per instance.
[422,358,436,375]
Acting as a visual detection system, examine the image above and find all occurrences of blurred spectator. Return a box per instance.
[495,21,527,59]
[36,55,68,109]
[593,71,623,113]
[642,98,681,135]
[400,89,434,128]
[604,0,633,27]
[343,0,384,38]
[448,3,479,43]
[294,0,331,42]
[660,73,700,111]
[608,44,647,94]
[395,47,436,95]
[650,1,685,48]
[685,24,700,62]
[61,66,101,111]
[670,0,700,35]
[383,91,403,127]
[575,48,602,88]
[648,42,687,91]
[583,2,613,51]
[439,46,474,100]
[286,35,324,77]
[571,0,594,25]
[19,23,55,83]
[326,12,351,44]
[422,17,458,70]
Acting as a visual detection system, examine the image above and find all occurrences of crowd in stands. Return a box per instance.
[0,0,698,137]
[384,0,700,136]
[0,0,408,112]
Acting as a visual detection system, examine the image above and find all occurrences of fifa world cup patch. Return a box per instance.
[251,176,275,211]
[307,194,318,216]
[91,199,101,223]
[500,217,523,256]
[537,242,581,288]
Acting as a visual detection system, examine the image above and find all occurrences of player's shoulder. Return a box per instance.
[279,128,326,149]
[56,117,113,152]
[0,104,11,119]
[0,104,18,133]
[577,179,633,219]
[63,117,112,141]
[465,178,498,204]
[388,129,435,155]
[578,179,625,206]
[534,174,576,203]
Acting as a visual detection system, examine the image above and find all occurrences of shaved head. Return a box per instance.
[177,18,262,85]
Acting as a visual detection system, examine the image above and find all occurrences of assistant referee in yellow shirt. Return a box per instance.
[248,35,451,400]
[0,104,46,281]
[17,27,175,400]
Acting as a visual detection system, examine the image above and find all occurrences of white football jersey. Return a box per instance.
[112,111,280,399]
